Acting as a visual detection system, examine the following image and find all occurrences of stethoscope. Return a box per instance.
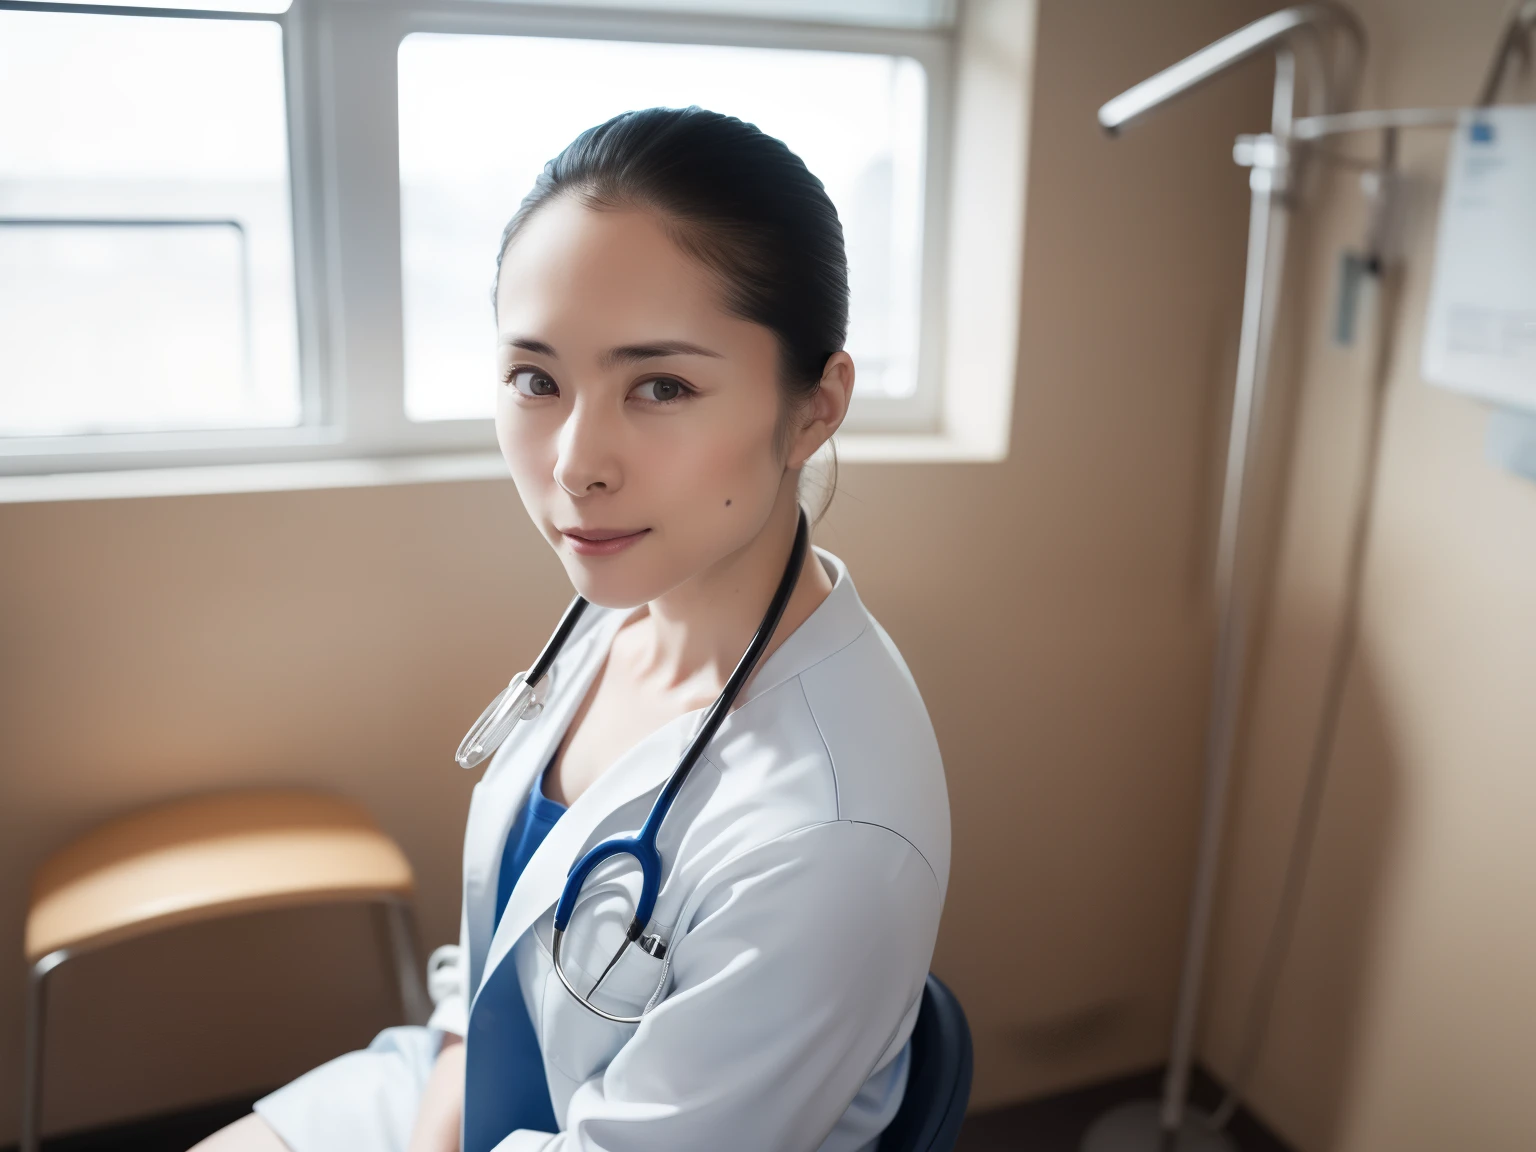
[455,506,809,1022]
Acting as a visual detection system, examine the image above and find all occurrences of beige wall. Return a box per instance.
[0,0,1273,1141]
[1201,2,1536,1151]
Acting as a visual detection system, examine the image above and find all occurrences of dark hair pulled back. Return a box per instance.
[493,106,846,504]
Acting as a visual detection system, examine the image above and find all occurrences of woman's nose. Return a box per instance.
[552,398,623,497]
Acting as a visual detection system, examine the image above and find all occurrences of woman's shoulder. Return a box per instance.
[705,551,951,894]
[796,606,950,888]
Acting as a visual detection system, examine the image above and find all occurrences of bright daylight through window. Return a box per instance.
[0,0,992,485]
[0,7,299,437]
[397,34,928,423]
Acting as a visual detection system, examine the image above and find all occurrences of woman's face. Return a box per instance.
[493,196,805,609]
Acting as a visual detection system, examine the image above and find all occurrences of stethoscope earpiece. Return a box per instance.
[455,670,544,770]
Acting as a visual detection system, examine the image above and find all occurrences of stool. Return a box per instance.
[21,789,431,1152]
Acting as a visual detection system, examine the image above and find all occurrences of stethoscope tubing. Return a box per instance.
[465,507,810,1021]
[530,594,592,687]
[553,506,810,936]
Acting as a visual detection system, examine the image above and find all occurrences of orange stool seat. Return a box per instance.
[20,790,429,1152]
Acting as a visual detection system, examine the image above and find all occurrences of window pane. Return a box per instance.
[398,34,927,423]
[0,11,300,437]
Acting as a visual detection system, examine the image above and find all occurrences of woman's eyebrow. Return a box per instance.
[501,336,558,357]
[601,340,724,367]
[498,337,724,365]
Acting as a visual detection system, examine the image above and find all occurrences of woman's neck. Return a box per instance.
[618,497,832,702]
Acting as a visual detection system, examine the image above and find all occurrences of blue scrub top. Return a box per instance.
[464,758,568,1152]
[495,760,568,926]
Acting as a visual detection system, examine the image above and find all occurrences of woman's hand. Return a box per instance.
[407,1033,466,1152]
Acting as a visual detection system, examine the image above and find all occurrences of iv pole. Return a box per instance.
[1082,6,1365,1150]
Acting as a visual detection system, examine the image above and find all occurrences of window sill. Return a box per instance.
[836,426,1008,463]
[0,451,512,504]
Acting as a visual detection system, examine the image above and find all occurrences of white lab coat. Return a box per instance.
[255,545,950,1152]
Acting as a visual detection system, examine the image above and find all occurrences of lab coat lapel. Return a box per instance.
[473,712,693,1006]
[460,725,549,995]
[724,546,867,706]
[461,608,628,995]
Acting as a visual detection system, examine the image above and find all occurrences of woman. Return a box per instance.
[199,105,949,1152]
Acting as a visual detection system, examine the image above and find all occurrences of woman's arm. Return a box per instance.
[407,1033,465,1152]
[495,820,942,1152]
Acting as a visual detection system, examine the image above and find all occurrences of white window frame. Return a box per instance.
[0,0,1032,496]
[0,0,334,470]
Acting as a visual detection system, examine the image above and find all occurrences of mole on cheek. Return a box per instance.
[725,499,732,507]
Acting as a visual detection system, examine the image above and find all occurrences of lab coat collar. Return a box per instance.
[472,544,868,1005]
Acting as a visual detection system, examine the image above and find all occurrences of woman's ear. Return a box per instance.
[787,352,855,469]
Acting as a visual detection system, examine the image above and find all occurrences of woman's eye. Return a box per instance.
[506,368,558,398]
[632,376,690,404]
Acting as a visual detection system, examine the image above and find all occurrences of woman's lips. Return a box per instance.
[561,528,651,557]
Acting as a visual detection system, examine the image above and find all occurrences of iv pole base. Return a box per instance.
[1082,1101,1240,1152]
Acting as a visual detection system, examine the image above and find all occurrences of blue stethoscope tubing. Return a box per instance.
[461,507,810,1022]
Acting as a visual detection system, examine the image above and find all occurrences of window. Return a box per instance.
[398,34,928,423]
[0,6,299,437]
[0,0,1032,491]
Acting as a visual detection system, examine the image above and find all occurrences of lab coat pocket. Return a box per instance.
[539,932,670,1083]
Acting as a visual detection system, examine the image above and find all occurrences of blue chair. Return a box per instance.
[878,973,973,1152]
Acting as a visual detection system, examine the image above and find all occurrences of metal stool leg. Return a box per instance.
[377,900,431,1026]
[22,949,71,1152]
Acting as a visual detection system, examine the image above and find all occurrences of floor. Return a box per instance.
[8,1065,1297,1152]
[955,1066,1295,1152]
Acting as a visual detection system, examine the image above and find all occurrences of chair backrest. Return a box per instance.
[877,973,973,1152]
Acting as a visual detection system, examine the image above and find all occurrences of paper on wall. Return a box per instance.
[1421,105,1536,414]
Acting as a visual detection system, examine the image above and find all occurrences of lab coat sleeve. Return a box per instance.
[495,819,942,1152]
